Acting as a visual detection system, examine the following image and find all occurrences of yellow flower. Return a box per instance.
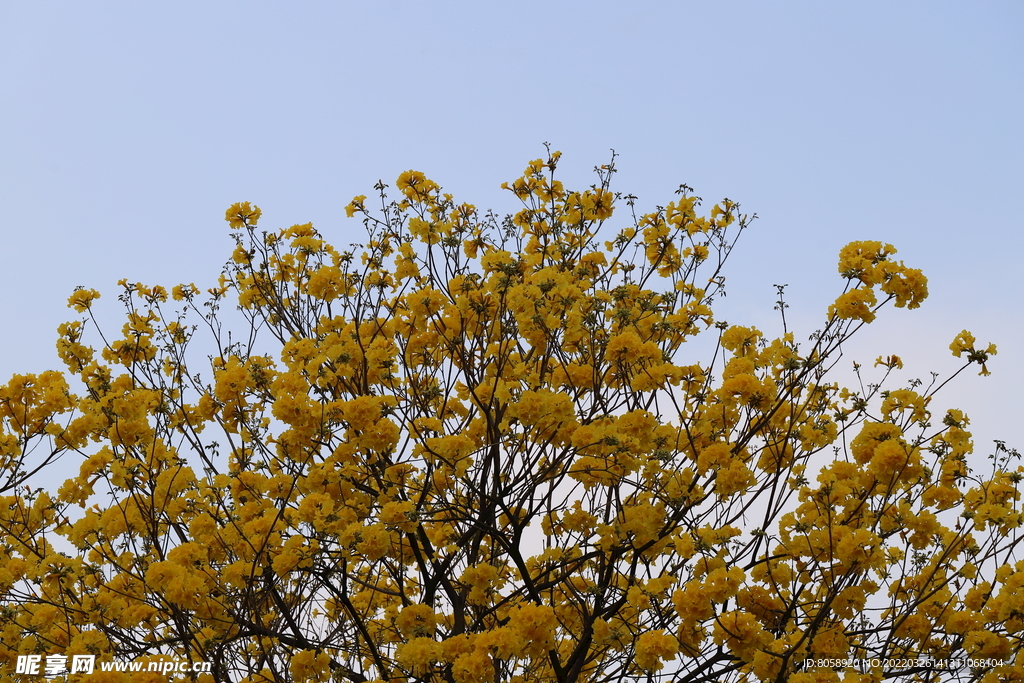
[396,170,440,201]
[703,566,745,603]
[720,373,768,406]
[837,240,896,283]
[716,462,755,497]
[949,329,997,374]
[850,421,903,464]
[395,604,437,638]
[396,637,443,675]
[880,388,929,422]
[224,201,261,229]
[713,611,770,661]
[962,629,1012,659]
[829,287,877,322]
[452,648,493,683]
[356,523,391,561]
[345,195,367,217]
[67,288,101,312]
[380,500,417,533]
[475,626,524,659]
[297,493,334,526]
[622,501,666,547]
[879,262,928,308]
[634,630,679,671]
[460,564,504,605]
[720,325,761,355]
[289,649,331,682]
[949,329,976,357]
[507,603,557,657]
[697,442,732,474]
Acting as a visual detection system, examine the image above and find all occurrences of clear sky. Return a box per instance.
[1,2,1020,464]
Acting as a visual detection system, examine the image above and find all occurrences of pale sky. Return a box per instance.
[1,2,1020,466]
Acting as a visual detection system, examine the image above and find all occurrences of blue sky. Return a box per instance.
[1,2,1020,462]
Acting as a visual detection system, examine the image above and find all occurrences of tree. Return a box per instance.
[0,149,1020,683]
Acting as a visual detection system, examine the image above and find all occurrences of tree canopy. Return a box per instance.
[0,151,1020,683]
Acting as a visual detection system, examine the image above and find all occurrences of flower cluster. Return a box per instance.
[0,152,1017,683]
